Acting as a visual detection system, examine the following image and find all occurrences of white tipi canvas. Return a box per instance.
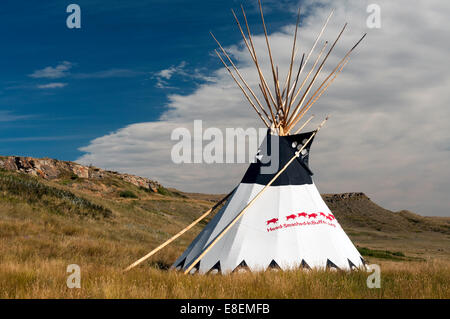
[173,132,365,274]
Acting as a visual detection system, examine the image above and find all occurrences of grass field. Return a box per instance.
[1,259,449,298]
[0,169,449,298]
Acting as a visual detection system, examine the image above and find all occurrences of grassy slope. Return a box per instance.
[0,169,449,298]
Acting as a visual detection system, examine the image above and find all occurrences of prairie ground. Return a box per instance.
[1,257,449,298]
[0,169,449,298]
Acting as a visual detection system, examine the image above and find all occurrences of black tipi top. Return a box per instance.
[241,130,315,186]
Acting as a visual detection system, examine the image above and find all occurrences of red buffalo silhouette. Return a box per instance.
[308,213,318,219]
[319,212,326,217]
[286,214,297,221]
[266,218,279,225]
[298,212,308,218]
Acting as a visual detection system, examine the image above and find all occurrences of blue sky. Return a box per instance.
[0,0,296,160]
[1,0,449,216]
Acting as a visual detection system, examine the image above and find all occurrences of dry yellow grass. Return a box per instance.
[1,200,448,299]
[1,258,449,298]
[0,170,449,299]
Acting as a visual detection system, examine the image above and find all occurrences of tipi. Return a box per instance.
[125,0,367,274]
[173,130,365,273]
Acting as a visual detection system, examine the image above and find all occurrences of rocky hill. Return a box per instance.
[0,156,161,193]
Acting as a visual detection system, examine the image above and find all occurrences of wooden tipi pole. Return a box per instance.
[287,23,347,127]
[284,53,305,121]
[214,50,271,127]
[285,33,366,133]
[231,8,277,124]
[258,0,283,114]
[286,40,329,122]
[124,189,235,272]
[286,10,333,115]
[210,32,272,124]
[282,8,301,115]
[239,5,278,120]
[293,114,315,135]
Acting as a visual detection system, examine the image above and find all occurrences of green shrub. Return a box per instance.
[0,171,111,218]
[392,251,405,257]
[357,247,408,261]
[157,187,170,196]
[119,190,138,199]
[156,186,186,198]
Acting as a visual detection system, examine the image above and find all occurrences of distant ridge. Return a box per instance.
[323,192,450,235]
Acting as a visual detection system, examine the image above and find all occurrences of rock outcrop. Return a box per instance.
[0,156,161,192]
[322,192,369,203]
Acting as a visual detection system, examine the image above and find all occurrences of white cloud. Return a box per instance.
[25,63,143,90]
[0,110,33,122]
[29,61,73,79]
[36,82,67,89]
[156,62,186,80]
[73,69,144,79]
[154,61,187,88]
[153,61,215,89]
[0,135,84,142]
[77,0,450,217]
